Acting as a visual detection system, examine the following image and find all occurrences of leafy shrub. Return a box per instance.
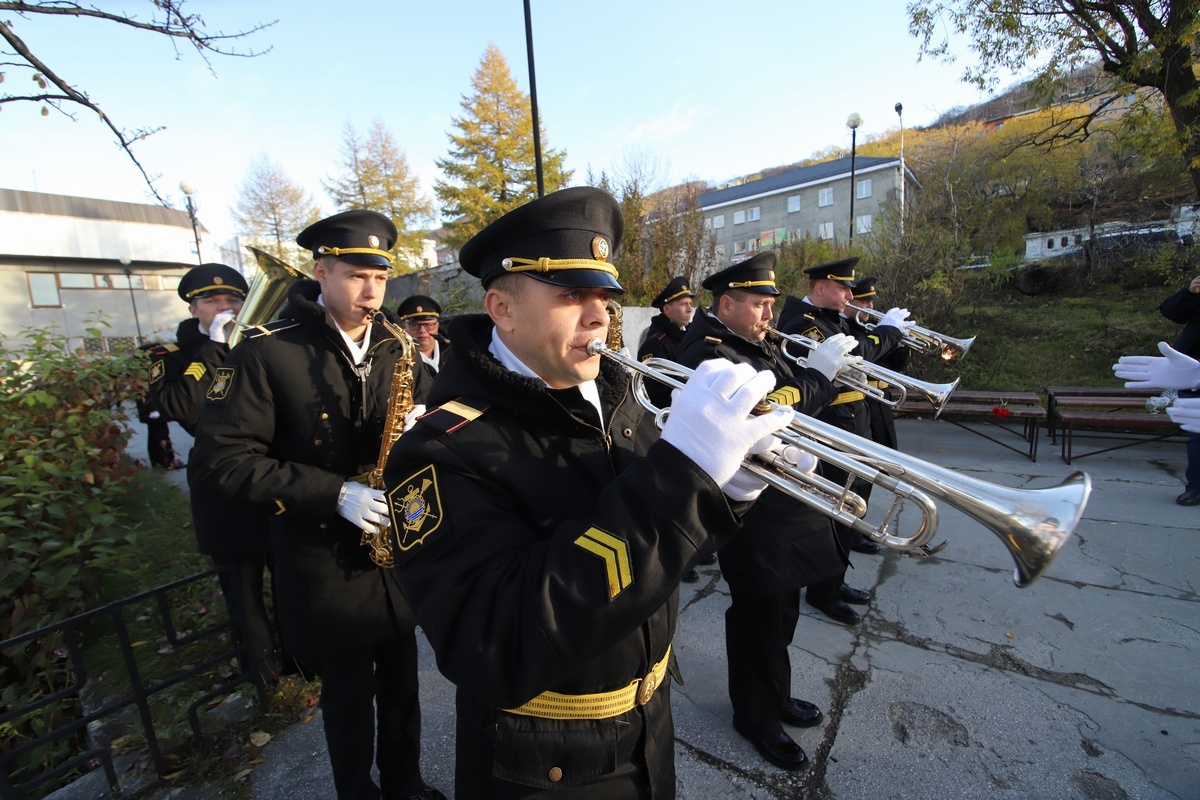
[0,317,147,790]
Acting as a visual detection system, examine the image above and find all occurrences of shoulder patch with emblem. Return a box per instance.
[388,464,443,551]
[802,326,825,343]
[422,397,491,434]
[206,367,236,401]
[149,360,166,384]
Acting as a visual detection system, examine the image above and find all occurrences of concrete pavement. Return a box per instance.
[128,416,1199,799]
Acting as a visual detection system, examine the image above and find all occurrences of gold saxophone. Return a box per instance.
[363,310,417,568]
[606,299,624,350]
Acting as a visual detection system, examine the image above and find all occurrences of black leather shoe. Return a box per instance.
[807,596,861,625]
[780,698,823,728]
[699,553,717,565]
[733,722,809,770]
[838,583,870,605]
[404,789,447,800]
[850,537,882,554]
[1177,490,1200,506]
[681,568,700,583]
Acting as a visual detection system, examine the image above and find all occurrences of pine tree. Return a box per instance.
[231,154,320,262]
[324,119,433,269]
[435,44,572,249]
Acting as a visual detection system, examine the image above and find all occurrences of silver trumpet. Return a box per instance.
[588,341,1092,587]
[766,325,960,417]
[845,303,976,361]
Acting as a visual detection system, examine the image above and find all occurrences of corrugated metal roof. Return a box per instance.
[699,156,898,208]
[0,188,197,230]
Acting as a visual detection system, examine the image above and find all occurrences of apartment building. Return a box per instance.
[698,156,917,261]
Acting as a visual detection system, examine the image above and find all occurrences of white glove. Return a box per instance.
[336,481,389,529]
[1112,342,1200,390]
[876,307,913,333]
[1167,398,1200,432]
[804,333,862,382]
[403,404,427,432]
[661,359,795,488]
[720,428,778,501]
[208,310,237,344]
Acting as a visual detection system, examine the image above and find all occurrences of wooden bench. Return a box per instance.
[1044,388,1182,463]
[1043,386,1159,443]
[895,390,1047,462]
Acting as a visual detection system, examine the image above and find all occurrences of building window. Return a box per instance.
[787,195,800,213]
[734,240,747,255]
[1046,238,1055,249]
[747,238,759,252]
[59,273,95,289]
[857,179,873,199]
[818,188,833,207]
[818,222,834,240]
[1061,236,1069,247]
[856,214,873,234]
[747,206,760,222]
[733,210,746,225]
[28,273,61,307]
[711,215,725,229]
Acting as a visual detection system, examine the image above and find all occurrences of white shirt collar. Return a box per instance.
[489,326,604,429]
[318,295,372,364]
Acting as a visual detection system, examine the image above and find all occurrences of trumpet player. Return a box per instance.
[849,276,910,451]
[776,258,913,612]
[382,187,795,799]
[677,252,862,771]
[190,211,442,800]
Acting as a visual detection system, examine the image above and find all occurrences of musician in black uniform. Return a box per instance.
[397,294,449,379]
[382,187,794,799]
[849,276,910,451]
[676,252,860,771]
[190,211,443,800]
[637,276,711,583]
[146,264,283,685]
[777,258,912,624]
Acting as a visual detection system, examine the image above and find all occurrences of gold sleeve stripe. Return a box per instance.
[767,386,802,407]
[273,499,286,515]
[868,334,882,345]
[574,527,633,600]
[184,362,207,381]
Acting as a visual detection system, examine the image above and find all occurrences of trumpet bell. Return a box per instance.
[939,335,976,361]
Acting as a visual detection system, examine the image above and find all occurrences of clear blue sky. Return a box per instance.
[1,0,1016,244]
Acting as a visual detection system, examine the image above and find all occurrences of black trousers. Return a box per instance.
[809,403,872,604]
[725,589,801,737]
[212,552,281,684]
[311,621,424,800]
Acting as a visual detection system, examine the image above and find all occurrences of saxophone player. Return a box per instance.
[190,210,444,800]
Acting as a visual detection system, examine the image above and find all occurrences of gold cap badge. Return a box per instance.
[592,235,610,262]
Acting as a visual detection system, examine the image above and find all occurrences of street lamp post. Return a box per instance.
[846,112,862,241]
[179,180,202,264]
[120,257,144,344]
[895,102,905,237]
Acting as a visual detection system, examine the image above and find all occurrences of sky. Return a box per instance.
[0,0,1022,246]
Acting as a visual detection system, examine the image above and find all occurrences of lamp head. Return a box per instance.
[846,112,862,130]
[179,180,196,196]
[895,102,903,116]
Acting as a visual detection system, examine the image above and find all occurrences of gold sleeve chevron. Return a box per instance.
[184,362,208,382]
[767,385,802,408]
[574,527,633,600]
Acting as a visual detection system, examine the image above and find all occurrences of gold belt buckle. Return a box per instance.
[636,669,658,706]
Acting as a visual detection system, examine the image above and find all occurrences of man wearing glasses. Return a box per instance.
[397,295,449,378]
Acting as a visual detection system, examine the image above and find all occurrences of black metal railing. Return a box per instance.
[0,566,267,800]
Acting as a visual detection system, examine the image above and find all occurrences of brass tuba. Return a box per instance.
[226,247,311,347]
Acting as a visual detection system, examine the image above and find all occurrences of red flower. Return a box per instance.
[992,405,1011,419]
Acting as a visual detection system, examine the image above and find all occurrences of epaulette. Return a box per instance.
[421,397,491,434]
[704,336,723,345]
[803,314,816,321]
[649,332,667,341]
[147,343,179,356]
[242,319,302,339]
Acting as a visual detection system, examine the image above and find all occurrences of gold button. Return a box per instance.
[622,427,633,438]
[314,439,322,446]
[637,671,658,706]
[321,412,329,420]
[548,767,563,783]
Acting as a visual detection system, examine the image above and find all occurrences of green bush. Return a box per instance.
[0,317,147,790]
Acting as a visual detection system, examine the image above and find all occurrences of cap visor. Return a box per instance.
[335,253,393,268]
[527,270,625,294]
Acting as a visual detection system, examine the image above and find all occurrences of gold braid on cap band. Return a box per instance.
[853,291,876,299]
[818,272,856,282]
[503,256,619,278]
[727,279,777,289]
[186,284,246,300]
[400,311,439,321]
[315,245,395,264]
[661,289,693,304]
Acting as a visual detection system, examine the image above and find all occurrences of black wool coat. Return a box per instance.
[636,312,687,409]
[383,313,743,799]
[189,280,432,656]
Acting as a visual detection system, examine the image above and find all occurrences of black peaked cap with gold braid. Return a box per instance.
[702,251,779,296]
[177,263,248,302]
[296,209,397,269]
[852,276,879,300]
[397,294,442,321]
[651,276,695,309]
[458,186,625,291]
[803,256,858,286]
